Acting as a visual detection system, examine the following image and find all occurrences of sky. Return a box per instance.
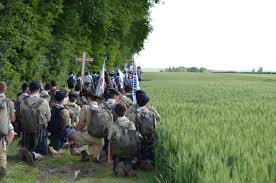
[135,0,276,71]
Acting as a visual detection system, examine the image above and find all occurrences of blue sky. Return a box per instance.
[135,0,276,71]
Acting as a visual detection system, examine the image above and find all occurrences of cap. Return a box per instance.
[30,81,42,90]
[109,88,120,96]
[55,91,66,101]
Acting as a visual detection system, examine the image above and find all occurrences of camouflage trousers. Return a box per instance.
[0,138,7,169]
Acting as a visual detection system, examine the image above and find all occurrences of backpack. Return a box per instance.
[136,111,156,141]
[75,77,81,89]
[67,75,75,88]
[111,122,141,158]
[87,107,113,138]
[15,94,28,124]
[65,103,80,125]
[0,99,10,137]
[21,98,44,133]
[48,105,66,134]
[103,101,119,121]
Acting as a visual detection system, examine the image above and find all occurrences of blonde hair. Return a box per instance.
[0,82,7,94]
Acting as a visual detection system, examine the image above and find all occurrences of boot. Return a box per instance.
[116,162,126,177]
[69,143,80,156]
[81,150,90,162]
[0,166,6,179]
[17,148,24,161]
[21,148,34,165]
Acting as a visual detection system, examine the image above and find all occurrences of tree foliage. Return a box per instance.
[0,0,158,96]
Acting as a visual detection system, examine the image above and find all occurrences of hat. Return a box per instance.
[30,81,42,90]
[40,90,50,98]
[86,90,101,100]
[109,88,120,96]
[55,91,66,101]
[135,90,146,96]
[61,89,70,97]
[69,92,78,99]
[136,93,150,107]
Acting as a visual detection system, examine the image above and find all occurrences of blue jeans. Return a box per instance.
[50,128,75,151]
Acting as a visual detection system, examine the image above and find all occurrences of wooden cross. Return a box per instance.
[76,52,94,80]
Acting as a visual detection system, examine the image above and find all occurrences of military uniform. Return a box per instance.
[75,103,104,157]
[0,94,15,170]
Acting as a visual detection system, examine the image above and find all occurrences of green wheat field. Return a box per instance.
[4,72,276,183]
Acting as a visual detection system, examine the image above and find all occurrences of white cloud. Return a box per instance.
[135,0,276,71]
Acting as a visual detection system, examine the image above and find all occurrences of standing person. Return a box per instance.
[17,83,30,102]
[105,72,113,88]
[108,103,140,177]
[84,71,93,91]
[67,72,76,91]
[44,83,52,93]
[20,81,51,164]
[48,91,74,153]
[65,92,81,128]
[50,80,58,106]
[0,82,16,178]
[40,90,51,104]
[93,72,99,89]
[15,83,30,135]
[75,73,82,92]
[70,91,108,162]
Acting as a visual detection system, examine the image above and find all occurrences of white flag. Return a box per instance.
[96,61,105,96]
[132,59,140,104]
[118,70,124,84]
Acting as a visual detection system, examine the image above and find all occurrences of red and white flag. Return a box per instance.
[96,61,105,96]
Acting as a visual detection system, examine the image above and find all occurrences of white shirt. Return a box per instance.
[84,75,93,83]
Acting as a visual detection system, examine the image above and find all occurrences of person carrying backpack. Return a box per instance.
[14,83,30,135]
[133,92,157,170]
[48,91,75,154]
[75,74,82,92]
[108,103,141,177]
[67,72,76,90]
[49,80,58,107]
[65,92,81,128]
[70,91,112,162]
[0,82,16,178]
[19,81,51,164]
[99,88,121,155]
[84,71,94,91]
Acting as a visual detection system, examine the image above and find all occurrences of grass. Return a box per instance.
[4,139,155,183]
[142,72,276,183]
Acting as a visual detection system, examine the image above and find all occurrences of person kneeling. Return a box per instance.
[70,91,111,162]
[48,91,75,154]
[108,103,141,177]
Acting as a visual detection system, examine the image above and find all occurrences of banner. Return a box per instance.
[118,70,124,84]
[96,61,105,96]
[132,59,140,104]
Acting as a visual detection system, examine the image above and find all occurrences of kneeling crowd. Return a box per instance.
[0,80,160,178]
